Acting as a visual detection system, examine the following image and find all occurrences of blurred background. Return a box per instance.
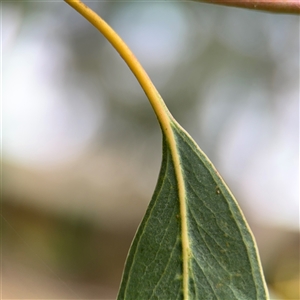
[2,1,299,299]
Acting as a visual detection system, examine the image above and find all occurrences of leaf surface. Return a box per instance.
[117,120,268,300]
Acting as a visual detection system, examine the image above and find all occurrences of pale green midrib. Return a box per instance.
[172,123,269,300]
[166,118,191,300]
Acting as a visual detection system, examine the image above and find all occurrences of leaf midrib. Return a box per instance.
[166,120,190,300]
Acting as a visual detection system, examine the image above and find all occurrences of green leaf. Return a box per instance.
[63,2,268,299]
[117,120,268,300]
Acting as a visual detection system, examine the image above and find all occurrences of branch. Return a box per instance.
[191,0,300,14]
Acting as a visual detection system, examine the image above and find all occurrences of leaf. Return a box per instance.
[63,2,268,298]
[117,120,268,299]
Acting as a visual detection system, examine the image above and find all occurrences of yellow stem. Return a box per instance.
[64,1,190,299]
[64,0,171,133]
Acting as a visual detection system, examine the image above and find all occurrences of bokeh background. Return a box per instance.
[2,1,299,299]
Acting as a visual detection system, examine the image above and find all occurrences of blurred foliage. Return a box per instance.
[268,236,300,299]
[2,200,133,298]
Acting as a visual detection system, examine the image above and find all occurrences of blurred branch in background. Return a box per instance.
[2,1,299,299]
[192,0,300,14]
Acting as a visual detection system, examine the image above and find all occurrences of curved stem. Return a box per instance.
[64,0,172,134]
[64,1,190,299]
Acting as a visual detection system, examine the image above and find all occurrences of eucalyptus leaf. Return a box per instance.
[63,2,268,299]
[118,120,268,300]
